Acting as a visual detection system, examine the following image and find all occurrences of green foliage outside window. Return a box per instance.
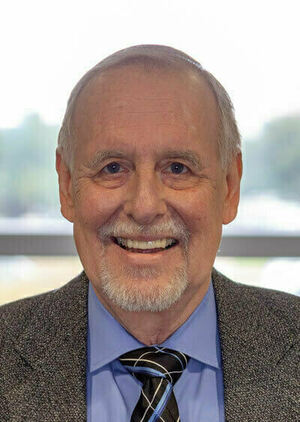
[0,114,59,217]
[0,113,300,218]
[242,114,300,201]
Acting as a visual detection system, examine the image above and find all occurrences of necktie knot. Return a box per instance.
[119,347,189,421]
[119,346,189,386]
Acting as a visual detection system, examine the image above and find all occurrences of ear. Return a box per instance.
[222,152,243,225]
[56,149,75,223]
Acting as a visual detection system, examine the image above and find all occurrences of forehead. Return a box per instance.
[72,65,219,156]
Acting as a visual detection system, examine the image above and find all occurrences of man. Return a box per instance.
[0,45,299,421]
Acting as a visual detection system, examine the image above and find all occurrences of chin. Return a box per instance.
[98,262,189,312]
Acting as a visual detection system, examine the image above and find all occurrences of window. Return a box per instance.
[1,1,299,302]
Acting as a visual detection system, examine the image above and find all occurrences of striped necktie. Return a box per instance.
[119,346,189,422]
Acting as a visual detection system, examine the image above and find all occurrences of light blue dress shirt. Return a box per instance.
[87,281,225,421]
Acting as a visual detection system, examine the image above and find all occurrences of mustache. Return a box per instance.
[98,219,190,244]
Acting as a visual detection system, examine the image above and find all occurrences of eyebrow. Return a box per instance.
[161,150,205,171]
[83,149,205,171]
[84,150,126,170]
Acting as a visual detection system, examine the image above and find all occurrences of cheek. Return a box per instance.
[73,184,122,229]
[172,189,217,224]
[171,189,224,250]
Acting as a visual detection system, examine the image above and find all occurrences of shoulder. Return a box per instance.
[0,272,88,346]
[212,267,299,309]
[212,268,299,333]
[212,269,299,419]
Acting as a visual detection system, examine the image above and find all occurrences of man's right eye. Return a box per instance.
[103,162,122,174]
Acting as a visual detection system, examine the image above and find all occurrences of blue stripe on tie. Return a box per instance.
[148,381,173,422]
[124,365,166,378]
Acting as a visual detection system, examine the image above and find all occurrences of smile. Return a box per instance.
[112,237,178,253]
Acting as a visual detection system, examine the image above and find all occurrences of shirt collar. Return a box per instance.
[88,280,221,373]
[160,282,221,369]
[88,284,143,372]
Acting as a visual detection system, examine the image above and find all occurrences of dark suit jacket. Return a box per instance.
[0,269,299,421]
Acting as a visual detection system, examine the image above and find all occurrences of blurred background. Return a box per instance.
[1,0,300,304]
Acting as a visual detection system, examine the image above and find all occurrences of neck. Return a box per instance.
[93,280,210,345]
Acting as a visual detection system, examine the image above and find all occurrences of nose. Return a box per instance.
[123,170,167,226]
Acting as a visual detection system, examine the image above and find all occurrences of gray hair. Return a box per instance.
[57,45,241,170]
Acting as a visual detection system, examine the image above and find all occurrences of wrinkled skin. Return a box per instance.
[56,65,242,344]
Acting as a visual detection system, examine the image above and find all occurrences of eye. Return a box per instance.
[168,162,189,174]
[103,162,122,174]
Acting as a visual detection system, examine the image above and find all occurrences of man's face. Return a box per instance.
[57,66,241,314]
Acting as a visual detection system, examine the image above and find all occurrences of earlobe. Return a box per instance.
[56,149,75,223]
[222,153,243,225]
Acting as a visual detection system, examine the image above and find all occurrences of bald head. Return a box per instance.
[57,45,240,170]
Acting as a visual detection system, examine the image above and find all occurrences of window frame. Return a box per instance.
[1,233,299,257]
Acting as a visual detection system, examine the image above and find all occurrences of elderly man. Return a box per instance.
[0,45,299,421]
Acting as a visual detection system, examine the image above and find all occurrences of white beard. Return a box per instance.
[96,217,190,312]
[99,259,189,312]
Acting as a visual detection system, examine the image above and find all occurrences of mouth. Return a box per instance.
[112,237,178,254]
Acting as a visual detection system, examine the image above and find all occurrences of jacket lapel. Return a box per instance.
[12,272,89,421]
[212,268,297,421]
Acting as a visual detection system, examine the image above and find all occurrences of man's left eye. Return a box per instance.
[168,162,188,174]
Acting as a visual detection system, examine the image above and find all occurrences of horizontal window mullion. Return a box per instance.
[0,234,300,257]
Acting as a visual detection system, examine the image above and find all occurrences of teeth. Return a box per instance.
[116,238,176,250]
